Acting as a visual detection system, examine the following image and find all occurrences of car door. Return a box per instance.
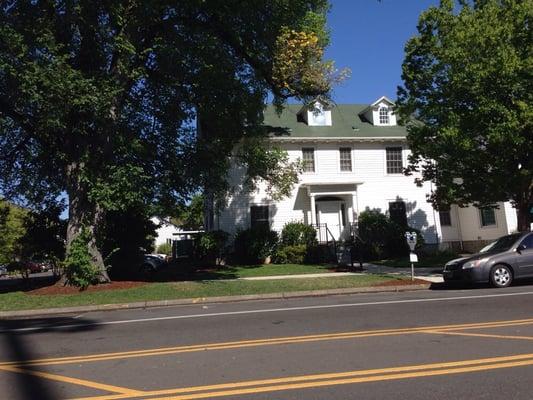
[515,234,533,277]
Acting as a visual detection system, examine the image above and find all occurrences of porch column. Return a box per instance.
[310,194,316,225]
[352,193,358,222]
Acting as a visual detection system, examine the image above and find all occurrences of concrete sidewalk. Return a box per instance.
[239,264,444,284]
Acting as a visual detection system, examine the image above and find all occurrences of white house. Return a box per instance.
[212,97,518,252]
[151,217,183,248]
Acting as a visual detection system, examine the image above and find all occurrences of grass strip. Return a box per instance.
[0,275,405,312]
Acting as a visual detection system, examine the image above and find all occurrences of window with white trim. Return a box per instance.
[480,208,496,227]
[302,148,315,172]
[250,205,269,229]
[379,107,389,124]
[386,147,403,174]
[339,147,352,172]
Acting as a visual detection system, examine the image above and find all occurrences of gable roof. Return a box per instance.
[358,96,395,116]
[263,104,407,139]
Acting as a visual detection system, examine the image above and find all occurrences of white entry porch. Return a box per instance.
[302,182,362,241]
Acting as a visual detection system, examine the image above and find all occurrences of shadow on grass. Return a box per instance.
[0,316,101,400]
[0,275,59,294]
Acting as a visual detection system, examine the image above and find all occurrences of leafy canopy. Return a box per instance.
[0,0,334,215]
[397,0,532,225]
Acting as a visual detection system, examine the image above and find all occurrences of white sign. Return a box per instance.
[410,252,418,263]
[405,231,417,251]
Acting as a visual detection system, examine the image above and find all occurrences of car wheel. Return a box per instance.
[490,264,513,288]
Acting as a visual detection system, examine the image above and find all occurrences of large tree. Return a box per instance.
[397,0,532,230]
[0,0,334,281]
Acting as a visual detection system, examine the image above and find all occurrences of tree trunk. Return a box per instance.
[516,200,531,232]
[66,162,110,283]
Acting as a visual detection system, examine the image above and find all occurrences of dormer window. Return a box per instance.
[359,96,397,126]
[300,101,332,126]
[310,108,327,125]
[379,107,390,125]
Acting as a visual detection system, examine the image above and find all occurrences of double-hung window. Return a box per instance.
[379,107,389,124]
[302,148,315,172]
[339,148,352,172]
[386,147,403,174]
[250,205,269,229]
[480,208,496,227]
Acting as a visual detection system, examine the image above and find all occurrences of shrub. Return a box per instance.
[195,230,229,263]
[358,209,425,260]
[281,222,317,246]
[273,244,307,264]
[234,227,278,264]
[156,242,172,256]
[64,229,101,289]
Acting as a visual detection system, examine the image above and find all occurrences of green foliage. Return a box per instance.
[234,227,279,264]
[397,0,533,229]
[358,209,424,260]
[272,244,307,264]
[238,140,303,201]
[0,1,334,277]
[195,230,230,263]
[0,201,27,264]
[281,222,318,246]
[156,243,173,256]
[174,195,204,230]
[274,222,321,264]
[17,203,66,262]
[64,229,100,289]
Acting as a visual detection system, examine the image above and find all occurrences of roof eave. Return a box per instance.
[269,136,406,143]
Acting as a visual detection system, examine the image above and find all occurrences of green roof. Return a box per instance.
[263,104,407,139]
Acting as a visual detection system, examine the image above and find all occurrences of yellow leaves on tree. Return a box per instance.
[272,28,350,99]
[272,29,329,97]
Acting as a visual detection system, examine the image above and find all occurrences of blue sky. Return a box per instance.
[324,0,439,104]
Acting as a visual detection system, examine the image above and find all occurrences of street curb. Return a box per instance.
[0,283,431,319]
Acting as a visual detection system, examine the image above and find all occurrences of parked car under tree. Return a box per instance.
[443,232,533,288]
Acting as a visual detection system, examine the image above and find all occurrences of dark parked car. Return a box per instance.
[443,232,533,287]
[140,254,168,275]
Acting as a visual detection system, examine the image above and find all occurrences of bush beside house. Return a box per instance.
[357,209,424,261]
[234,227,279,264]
[273,222,321,264]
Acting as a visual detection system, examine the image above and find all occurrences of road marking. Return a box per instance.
[2,290,533,333]
[70,353,533,400]
[426,330,533,341]
[0,365,142,395]
[2,318,533,368]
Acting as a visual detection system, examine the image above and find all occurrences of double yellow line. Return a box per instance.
[72,353,533,400]
[1,318,532,400]
[1,317,532,369]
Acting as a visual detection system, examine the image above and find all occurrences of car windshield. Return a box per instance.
[479,241,496,252]
[487,233,522,252]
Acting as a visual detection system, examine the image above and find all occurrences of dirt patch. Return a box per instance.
[27,280,146,295]
[373,278,429,287]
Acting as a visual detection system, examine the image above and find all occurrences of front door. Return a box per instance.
[317,201,342,240]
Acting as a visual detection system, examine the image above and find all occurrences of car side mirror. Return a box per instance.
[516,244,526,253]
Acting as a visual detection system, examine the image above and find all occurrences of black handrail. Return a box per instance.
[312,223,337,261]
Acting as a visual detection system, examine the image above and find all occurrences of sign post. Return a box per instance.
[405,232,418,281]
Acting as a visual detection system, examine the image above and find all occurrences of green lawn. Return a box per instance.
[198,263,335,278]
[373,252,460,269]
[0,274,406,312]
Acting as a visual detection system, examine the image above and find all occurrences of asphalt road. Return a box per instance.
[1,284,533,399]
